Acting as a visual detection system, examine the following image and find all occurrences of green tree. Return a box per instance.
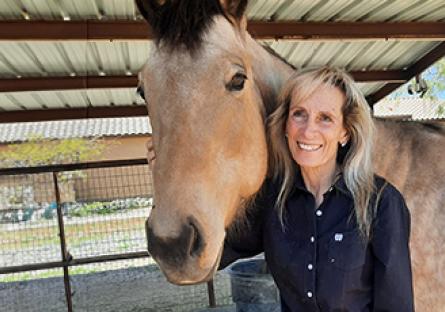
[0,135,111,168]
[391,58,444,99]
[390,57,445,117]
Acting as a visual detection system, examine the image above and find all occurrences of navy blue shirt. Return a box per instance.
[221,173,414,311]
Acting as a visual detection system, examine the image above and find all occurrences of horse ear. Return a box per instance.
[135,0,165,24]
[219,0,248,20]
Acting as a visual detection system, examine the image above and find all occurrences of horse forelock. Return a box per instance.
[147,0,228,53]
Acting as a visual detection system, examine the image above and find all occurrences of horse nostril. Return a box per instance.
[188,217,204,257]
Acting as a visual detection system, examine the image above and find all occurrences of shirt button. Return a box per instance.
[316,210,322,217]
[310,236,315,243]
[307,291,313,298]
[308,264,313,270]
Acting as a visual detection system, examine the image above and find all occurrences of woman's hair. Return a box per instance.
[267,67,375,236]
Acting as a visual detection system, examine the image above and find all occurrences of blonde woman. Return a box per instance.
[221,67,414,311]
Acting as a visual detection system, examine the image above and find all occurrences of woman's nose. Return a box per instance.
[301,118,317,138]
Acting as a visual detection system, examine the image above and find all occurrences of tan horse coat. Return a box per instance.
[136,1,445,310]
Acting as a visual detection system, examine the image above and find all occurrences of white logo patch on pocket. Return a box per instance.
[334,233,343,242]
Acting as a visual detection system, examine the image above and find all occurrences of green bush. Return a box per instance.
[67,197,152,217]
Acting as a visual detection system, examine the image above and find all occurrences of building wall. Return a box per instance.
[0,135,153,206]
[100,136,150,161]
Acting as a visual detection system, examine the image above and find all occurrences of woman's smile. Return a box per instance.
[297,141,322,152]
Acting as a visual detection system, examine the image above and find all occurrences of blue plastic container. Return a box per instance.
[228,259,280,312]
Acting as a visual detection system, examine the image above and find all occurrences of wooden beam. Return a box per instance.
[350,70,408,83]
[366,83,404,105]
[247,21,445,40]
[367,42,445,104]
[0,76,137,92]
[0,20,152,40]
[0,106,147,123]
[0,20,444,41]
[0,70,407,92]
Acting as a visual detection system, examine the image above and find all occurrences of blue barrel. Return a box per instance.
[228,259,280,312]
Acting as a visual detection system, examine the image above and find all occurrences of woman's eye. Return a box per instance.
[292,110,305,119]
[226,72,247,92]
[321,115,332,122]
[136,86,146,100]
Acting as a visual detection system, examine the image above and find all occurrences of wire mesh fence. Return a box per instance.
[0,159,232,312]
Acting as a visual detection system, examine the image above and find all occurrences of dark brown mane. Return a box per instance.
[374,117,445,134]
[136,0,226,53]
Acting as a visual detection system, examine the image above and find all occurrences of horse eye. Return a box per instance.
[137,86,146,100]
[226,72,247,92]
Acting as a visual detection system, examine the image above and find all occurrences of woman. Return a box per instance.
[221,67,414,311]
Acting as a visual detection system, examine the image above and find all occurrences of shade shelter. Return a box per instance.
[0,0,444,123]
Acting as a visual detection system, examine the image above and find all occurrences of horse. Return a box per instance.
[135,1,445,310]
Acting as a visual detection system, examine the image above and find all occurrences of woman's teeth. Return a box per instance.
[297,142,322,151]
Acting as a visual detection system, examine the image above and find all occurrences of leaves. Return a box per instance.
[0,135,113,168]
[391,57,445,100]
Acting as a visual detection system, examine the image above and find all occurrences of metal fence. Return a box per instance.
[0,159,231,312]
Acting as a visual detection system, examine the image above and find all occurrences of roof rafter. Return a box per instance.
[0,70,408,92]
[0,106,148,123]
[0,76,138,92]
[0,20,444,40]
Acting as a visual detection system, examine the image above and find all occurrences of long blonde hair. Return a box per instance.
[267,67,375,236]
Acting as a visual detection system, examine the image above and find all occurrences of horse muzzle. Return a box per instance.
[145,215,220,284]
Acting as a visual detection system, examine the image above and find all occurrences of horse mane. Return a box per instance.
[375,117,445,135]
[418,120,445,133]
[140,0,226,53]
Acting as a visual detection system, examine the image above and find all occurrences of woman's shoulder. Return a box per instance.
[372,175,410,226]
[373,175,405,203]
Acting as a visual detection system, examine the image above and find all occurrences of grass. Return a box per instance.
[0,214,150,284]
[0,216,147,252]
[0,266,100,283]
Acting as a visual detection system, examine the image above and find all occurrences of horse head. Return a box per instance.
[136,0,287,284]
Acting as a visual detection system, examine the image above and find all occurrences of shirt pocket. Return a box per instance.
[327,229,367,271]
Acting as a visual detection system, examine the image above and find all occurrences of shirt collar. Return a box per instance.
[293,168,353,199]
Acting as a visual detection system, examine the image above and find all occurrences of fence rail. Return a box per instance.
[0,159,218,312]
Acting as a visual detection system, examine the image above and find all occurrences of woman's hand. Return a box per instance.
[146,139,156,169]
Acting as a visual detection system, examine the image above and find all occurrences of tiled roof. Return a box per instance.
[0,117,151,143]
[373,99,445,121]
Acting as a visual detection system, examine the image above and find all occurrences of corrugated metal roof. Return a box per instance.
[0,0,140,20]
[0,116,151,143]
[263,40,440,71]
[246,0,445,22]
[0,88,145,111]
[374,98,445,121]
[0,41,152,78]
[0,0,444,116]
[1,0,444,22]
[2,39,437,79]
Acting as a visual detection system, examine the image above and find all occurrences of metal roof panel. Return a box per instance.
[0,116,151,143]
[0,41,151,78]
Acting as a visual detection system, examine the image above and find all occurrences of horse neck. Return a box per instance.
[245,36,294,116]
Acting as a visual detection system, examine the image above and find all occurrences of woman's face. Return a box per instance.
[286,85,348,171]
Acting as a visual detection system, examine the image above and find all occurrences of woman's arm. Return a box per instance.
[371,183,414,311]
[219,203,265,269]
[219,183,275,269]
